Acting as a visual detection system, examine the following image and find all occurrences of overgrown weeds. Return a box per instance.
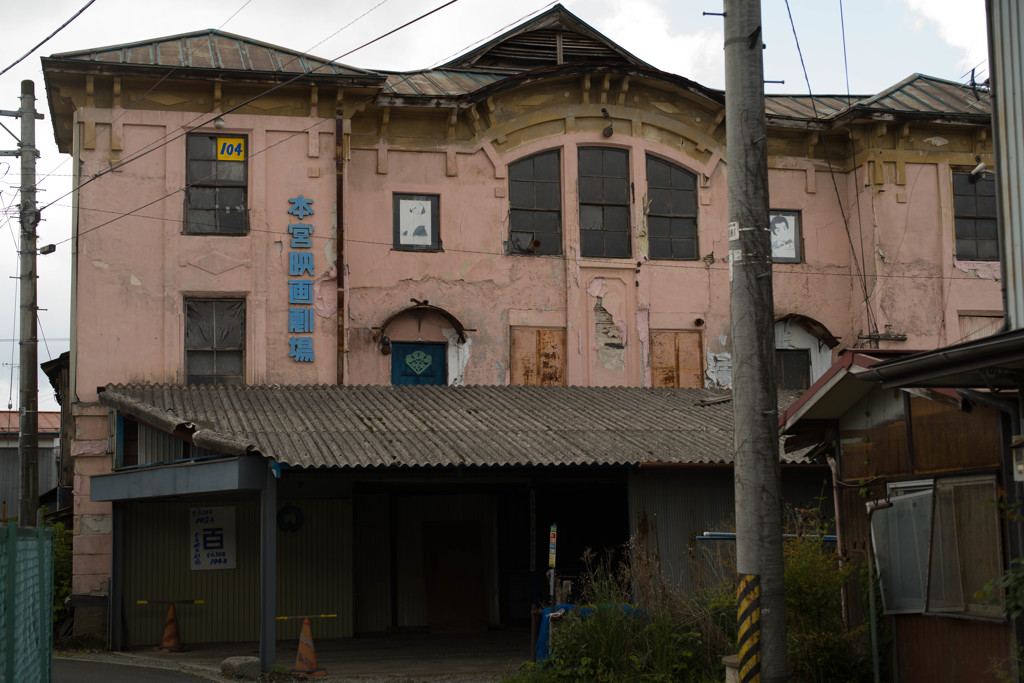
[505,507,873,682]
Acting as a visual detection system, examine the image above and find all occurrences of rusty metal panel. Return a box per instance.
[353,494,391,633]
[651,331,702,389]
[510,327,566,386]
[122,499,261,645]
[894,614,1011,683]
[629,468,736,592]
[276,498,353,640]
[909,397,1001,472]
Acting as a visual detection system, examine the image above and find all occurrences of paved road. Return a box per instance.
[54,658,217,682]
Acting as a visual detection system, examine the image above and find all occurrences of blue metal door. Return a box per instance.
[390,342,447,385]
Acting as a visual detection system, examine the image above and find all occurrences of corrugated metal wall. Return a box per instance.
[123,496,354,644]
[0,446,59,514]
[628,467,832,593]
[353,494,391,633]
[123,499,261,645]
[276,498,353,640]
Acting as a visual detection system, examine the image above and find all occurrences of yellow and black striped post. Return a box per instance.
[737,573,761,683]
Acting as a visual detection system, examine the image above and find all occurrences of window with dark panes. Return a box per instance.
[185,298,245,385]
[185,134,248,234]
[776,348,810,390]
[579,147,631,258]
[953,171,997,260]
[509,150,561,255]
[646,156,698,259]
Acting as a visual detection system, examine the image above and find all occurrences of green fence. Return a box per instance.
[0,523,53,682]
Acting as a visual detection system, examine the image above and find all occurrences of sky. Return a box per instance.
[0,0,990,412]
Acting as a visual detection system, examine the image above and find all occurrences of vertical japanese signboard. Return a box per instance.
[548,523,557,568]
[190,506,236,570]
[287,195,315,363]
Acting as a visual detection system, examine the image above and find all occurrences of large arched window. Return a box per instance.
[646,155,698,260]
[508,150,561,255]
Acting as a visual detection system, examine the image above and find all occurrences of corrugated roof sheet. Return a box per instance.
[48,29,377,79]
[0,411,61,435]
[98,384,808,470]
[765,74,990,122]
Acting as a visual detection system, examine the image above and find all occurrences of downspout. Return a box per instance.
[335,109,346,386]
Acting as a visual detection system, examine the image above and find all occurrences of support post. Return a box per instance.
[723,2,786,682]
[16,81,39,528]
[259,464,278,672]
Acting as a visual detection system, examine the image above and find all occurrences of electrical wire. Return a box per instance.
[38,0,462,215]
[784,0,878,344]
[0,0,97,77]
[35,0,257,188]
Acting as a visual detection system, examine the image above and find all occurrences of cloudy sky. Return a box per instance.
[0,0,990,411]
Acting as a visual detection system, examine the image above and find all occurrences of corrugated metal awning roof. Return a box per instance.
[98,383,808,470]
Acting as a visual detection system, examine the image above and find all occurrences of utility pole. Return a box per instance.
[724,2,786,682]
[1,81,41,527]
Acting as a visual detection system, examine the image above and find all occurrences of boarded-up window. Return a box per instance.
[510,327,565,386]
[958,314,1003,342]
[185,298,245,385]
[650,331,703,388]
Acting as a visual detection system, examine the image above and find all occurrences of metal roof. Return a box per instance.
[0,411,61,435]
[382,70,505,98]
[764,74,990,123]
[98,383,808,470]
[45,29,378,79]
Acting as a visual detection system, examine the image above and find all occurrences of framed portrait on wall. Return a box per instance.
[393,194,440,251]
[769,210,801,263]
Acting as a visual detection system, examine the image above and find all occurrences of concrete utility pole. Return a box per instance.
[1,81,41,527]
[723,2,786,682]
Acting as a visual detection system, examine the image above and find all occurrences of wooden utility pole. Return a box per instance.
[1,81,41,527]
[724,2,786,682]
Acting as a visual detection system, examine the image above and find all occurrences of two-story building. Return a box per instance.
[41,4,999,667]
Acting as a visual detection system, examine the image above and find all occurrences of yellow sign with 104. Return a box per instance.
[217,137,245,161]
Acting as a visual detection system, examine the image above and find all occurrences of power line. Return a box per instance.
[0,0,97,77]
[35,0,258,188]
[39,0,462,215]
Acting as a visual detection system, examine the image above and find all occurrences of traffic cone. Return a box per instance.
[291,617,326,677]
[155,603,189,652]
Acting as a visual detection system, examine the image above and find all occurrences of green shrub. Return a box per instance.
[784,531,871,683]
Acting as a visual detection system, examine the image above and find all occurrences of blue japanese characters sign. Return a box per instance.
[190,506,236,570]
[287,195,315,363]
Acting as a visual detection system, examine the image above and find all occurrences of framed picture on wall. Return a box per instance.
[393,194,441,251]
[769,210,801,263]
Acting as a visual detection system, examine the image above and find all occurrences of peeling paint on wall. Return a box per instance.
[953,258,1001,281]
[313,265,337,318]
[91,260,109,270]
[594,296,626,371]
[129,274,142,287]
[705,351,732,388]
[636,307,651,386]
[444,327,471,386]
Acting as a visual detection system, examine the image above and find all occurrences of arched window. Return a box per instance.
[509,150,561,255]
[646,155,698,260]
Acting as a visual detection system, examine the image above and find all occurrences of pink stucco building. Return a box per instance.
[41,4,999,669]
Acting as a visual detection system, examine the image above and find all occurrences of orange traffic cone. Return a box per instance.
[291,617,326,677]
[155,603,189,652]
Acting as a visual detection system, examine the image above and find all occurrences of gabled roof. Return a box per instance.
[44,29,380,80]
[98,383,810,470]
[439,4,653,73]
